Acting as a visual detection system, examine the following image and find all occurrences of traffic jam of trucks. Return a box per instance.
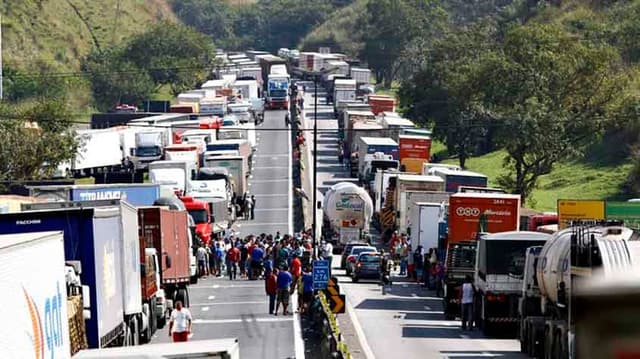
[2,47,640,359]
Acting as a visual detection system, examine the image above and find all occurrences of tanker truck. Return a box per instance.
[322,182,373,249]
[517,222,637,359]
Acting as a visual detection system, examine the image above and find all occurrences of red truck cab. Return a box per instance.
[180,196,212,246]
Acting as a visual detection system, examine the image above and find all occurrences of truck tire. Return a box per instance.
[190,273,198,284]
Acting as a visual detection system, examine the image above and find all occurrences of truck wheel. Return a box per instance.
[190,273,198,284]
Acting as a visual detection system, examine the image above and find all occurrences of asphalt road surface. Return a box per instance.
[150,109,298,358]
[302,87,527,359]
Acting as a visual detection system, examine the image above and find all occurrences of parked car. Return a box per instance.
[352,252,382,283]
[346,246,377,276]
[340,242,368,269]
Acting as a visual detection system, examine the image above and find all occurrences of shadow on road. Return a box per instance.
[355,298,443,311]
[402,325,469,339]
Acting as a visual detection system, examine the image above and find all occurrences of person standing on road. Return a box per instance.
[169,301,192,342]
[227,245,240,280]
[250,195,256,220]
[460,275,476,330]
[196,245,208,278]
[266,268,279,315]
[275,266,293,316]
[321,240,334,278]
[301,266,314,315]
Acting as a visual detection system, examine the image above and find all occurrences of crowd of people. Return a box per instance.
[387,231,445,296]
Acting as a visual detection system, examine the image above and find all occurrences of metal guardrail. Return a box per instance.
[316,292,351,359]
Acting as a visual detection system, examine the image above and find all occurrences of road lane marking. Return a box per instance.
[208,295,215,300]
[192,318,293,324]
[249,179,289,183]
[191,301,266,306]
[346,294,375,359]
[201,307,209,312]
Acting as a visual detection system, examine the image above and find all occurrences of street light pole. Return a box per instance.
[313,74,319,258]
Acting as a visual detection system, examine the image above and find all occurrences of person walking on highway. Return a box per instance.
[266,268,279,315]
[250,195,256,220]
[196,245,208,278]
[321,240,334,278]
[285,112,291,127]
[413,245,424,282]
[461,275,476,330]
[275,265,293,316]
[227,245,240,280]
[214,242,224,277]
[169,301,192,342]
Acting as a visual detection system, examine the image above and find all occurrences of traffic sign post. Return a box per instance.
[313,260,329,290]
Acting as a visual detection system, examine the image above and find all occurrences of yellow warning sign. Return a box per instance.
[557,200,605,229]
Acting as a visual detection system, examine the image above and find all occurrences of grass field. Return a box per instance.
[442,148,633,211]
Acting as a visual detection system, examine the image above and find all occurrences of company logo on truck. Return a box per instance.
[23,282,65,359]
[455,207,512,217]
[16,219,42,225]
[77,190,127,201]
[336,195,364,211]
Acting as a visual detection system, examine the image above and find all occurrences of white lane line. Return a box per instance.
[237,222,289,227]
[346,295,375,359]
[254,154,289,158]
[292,292,304,359]
[252,166,290,170]
[191,301,266,306]
[201,307,210,312]
[192,318,293,324]
[249,179,289,183]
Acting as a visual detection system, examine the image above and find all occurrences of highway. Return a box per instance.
[150,109,298,358]
[301,86,527,359]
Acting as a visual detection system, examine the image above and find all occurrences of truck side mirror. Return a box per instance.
[165,254,172,269]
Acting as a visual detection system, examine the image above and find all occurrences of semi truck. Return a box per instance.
[428,167,488,193]
[0,207,127,349]
[398,134,432,174]
[28,183,161,206]
[203,155,248,200]
[322,182,374,248]
[357,137,399,179]
[474,231,551,336]
[138,206,192,312]
[130,129,171,171]
[0,231,71,358]
[148,160,197,197]
[164,144,201,169]
[266,74,290,110]
[22,200,158,346]
[517,223,637,358]
[409,202,447,250]
[189,167,234,228]
[447,193,521,244]
[180,196,212,246]
[59,128,125,177]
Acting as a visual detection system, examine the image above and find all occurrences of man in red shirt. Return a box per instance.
[266,268,279,315]
[227,246,240,280]
[290,254,302,292]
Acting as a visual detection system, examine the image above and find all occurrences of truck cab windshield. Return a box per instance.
[269,90,287,98]
[136,146,161,156]
[188,209,208,224]
[485,240,546,276]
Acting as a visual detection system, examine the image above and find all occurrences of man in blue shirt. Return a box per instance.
[215,243,225,277]
[275,266,292,316]
[250,245,265,279]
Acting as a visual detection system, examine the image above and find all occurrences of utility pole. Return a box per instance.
[313,73,319,258]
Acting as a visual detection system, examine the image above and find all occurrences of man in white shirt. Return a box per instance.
[321,241,334,277]
[460,275,475,330]
[169,301,192,342]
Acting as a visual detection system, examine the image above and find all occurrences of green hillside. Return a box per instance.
[2,0,176,72]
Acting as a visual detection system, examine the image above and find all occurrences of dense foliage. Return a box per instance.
[83,22,216,110]
[172,0,351,52]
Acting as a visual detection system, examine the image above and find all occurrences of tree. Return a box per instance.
[484,24,627,202]
[123,22,216,96]
[398,21,498,167]
[83,48,155,111]
[3,65,69,102]
[359,0,446,86]
[172,0,237,49]
[0,100,77,180]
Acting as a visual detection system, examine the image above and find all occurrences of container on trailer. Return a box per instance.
[394,175,446,233]
[28,184,161,206]
[357,137,399,173]
[428,167,488,193]
[0,208,125,348]
[380,115,415,142]
[399,134,432,174]
[0,231,70,359]
[350,68,372,84]
[448,193,521,243]
[367,95,396,115]
[74,338,240,359]
[410,202,446,250]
